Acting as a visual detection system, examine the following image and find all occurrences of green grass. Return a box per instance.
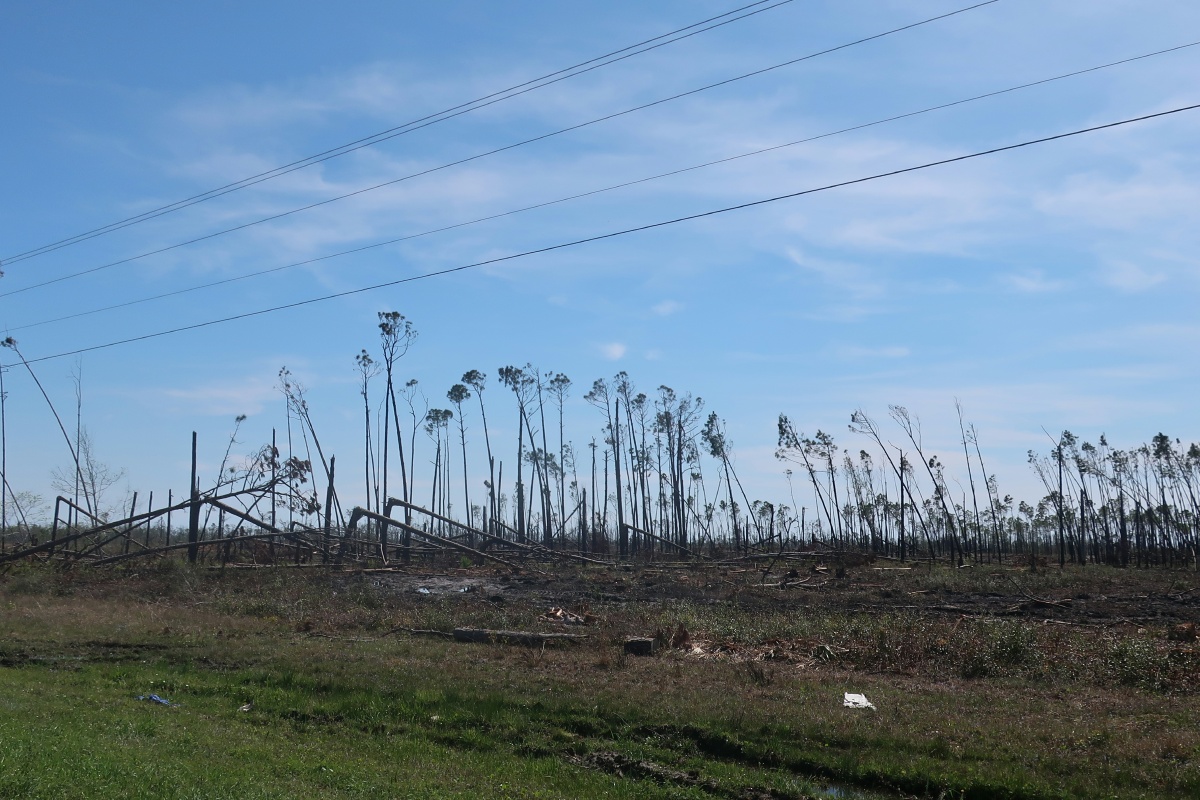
[1,562,1198,798]
[0,666,641,799]
[0,647,844,799]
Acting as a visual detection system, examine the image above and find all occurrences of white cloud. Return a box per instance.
[599,342,627,360]
[1034,161,1200,232]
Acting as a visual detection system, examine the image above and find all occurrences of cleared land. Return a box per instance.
[1,558,1198,799]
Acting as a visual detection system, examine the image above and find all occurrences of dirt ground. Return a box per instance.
[360,554,1200,629]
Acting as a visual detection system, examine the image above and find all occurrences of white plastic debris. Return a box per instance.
[843,692,876,710]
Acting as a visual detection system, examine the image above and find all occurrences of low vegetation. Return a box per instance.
[2,558,1197,798]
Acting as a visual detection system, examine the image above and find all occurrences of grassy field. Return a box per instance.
[1,559,1197,799]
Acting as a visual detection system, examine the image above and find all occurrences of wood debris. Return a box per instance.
[540,606,596,625]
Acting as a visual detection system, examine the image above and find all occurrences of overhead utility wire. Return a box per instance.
[0,0,999,298]
[0,0,794,267]
[12,39,1196,334]
[7,101,1197,369]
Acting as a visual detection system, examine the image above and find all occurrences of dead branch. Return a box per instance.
[348,506,524,571]
[621,522,694,558]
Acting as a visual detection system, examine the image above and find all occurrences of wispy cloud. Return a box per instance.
[785,247,884,298]
[10,0,1200,514]
[1057,322,1200,352]
[1002,269,1067,293]
[168,62,444,135]
[834,344,910,359]
[148,372,283,417]
[652,299,682,316]
[1100,258,1167,292]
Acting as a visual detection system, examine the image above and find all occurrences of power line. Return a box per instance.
[7,101,1196,369]
[11,38,1197,335]
[0,0,794,267]
[0,0,1000,299]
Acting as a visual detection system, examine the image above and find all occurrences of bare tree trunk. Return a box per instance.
[2,341,90,517]
[536,371,554,548]
[459,417,471,543]
[324,456,336,562]
[613,397,626,558]
[515,410,526,544]
[188,431,200,563]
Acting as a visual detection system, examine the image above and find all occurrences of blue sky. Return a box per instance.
[2,0,1198,523]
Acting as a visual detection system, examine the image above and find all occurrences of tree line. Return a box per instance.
[330,312,1200,567]
[2,313,1198,568]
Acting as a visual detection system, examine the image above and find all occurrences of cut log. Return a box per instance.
[451,628,587,647]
